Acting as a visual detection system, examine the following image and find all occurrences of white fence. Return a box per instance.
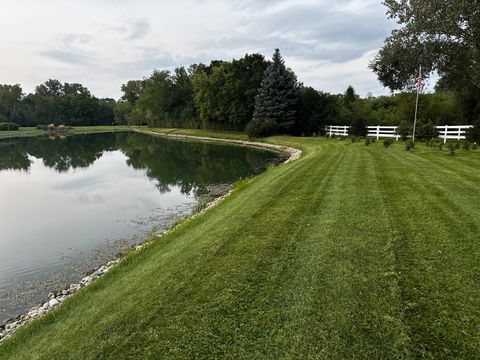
[367,126,399,140]
[325,125,349,137]
[436,125,473,143]
[325,124,473,142]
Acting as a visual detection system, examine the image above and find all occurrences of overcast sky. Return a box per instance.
[0,0,399,99]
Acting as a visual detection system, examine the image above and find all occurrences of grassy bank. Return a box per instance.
[0,125,131,139]
[1,131,479,359]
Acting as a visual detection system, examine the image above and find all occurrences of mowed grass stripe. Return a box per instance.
[125,142,348,358]
[369,144,480,358]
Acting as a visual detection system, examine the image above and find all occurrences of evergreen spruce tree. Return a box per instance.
[248,49,299,136]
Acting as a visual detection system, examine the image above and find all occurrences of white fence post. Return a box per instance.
[326,124,471,141]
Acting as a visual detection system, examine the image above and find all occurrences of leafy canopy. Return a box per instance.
[370,0,480,92]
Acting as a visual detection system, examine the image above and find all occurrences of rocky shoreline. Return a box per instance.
[133,129,302,164]
[0,259,120,342]
[0,133,301,344]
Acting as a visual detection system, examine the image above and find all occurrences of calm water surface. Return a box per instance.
[0,132,284,324]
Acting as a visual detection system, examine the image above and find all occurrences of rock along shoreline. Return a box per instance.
[0,131,301,343]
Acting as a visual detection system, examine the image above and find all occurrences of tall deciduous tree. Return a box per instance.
[191,54,268,130]
[121,80,145,104]
[0,84,23,123]
[294,86,339,136]
[371,0,480,90]
[135,67,198,128]
[251,49,299,133]
[370,0,480,121]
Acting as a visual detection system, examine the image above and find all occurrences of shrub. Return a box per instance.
[405,139,415,151]
[465,119,480,143]
[348,117,367,138]
[350,136,356,143]
[245,118,277,138]
[0,122,20,131]
[396,120,411,141]
[463,141,471,151]
[438,142,444,150]
[365,138,371,146]
[36,124,48,130]
[448,142,456,156]
[415,120,439,141]
[473,143,478,150]
[383,138,393,148]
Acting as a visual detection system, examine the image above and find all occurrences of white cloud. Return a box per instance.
[0,0,396,98]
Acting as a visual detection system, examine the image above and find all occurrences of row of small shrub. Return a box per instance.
[0,122,19,131]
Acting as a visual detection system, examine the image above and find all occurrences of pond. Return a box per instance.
[0,131,285,324]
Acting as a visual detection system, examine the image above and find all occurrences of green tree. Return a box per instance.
[348,101,368,138]
[465,119,480,143]
[114,101,133,125]
[295,87,339,136]
[191,54,268,130]
[135,67,198,128]
[370,0,480,120]
[251,49,299,133]
[344,85,358,107]
[0,84,23,124]
[29,80,114,126]
[121,80,145,104]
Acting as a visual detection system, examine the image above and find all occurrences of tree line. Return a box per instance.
[0,49,478,137]
[0,80,115,127]
[115,49,475,137]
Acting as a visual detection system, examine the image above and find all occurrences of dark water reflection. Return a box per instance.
[0,132,284,324]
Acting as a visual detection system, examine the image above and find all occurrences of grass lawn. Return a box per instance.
[0,125,131,139]
[1,131,479,359]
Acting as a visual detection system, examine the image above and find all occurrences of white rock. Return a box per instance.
[6,322,17,331]
[42,302,50,310]
[62,289,69,295]
[48,298,60,308]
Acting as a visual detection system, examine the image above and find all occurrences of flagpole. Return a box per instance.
[412,65,421,143]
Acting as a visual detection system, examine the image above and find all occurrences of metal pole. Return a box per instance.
[412,65,421,143]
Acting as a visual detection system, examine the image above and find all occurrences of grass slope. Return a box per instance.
[1,132,479,359]
[0,126,131,139]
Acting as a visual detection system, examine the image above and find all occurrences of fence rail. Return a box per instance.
[367,126,399,140]
[325,125,349,137]
[436,125,473,143]
[325,124,473,142]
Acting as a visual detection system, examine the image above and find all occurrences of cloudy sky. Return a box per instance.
[0,0,398,99]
